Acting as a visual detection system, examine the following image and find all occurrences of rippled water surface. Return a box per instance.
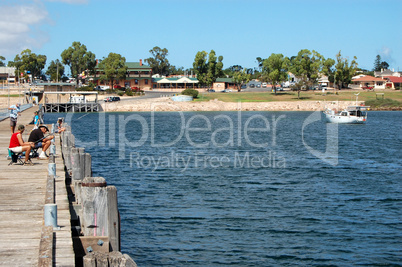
[46,111,401,266]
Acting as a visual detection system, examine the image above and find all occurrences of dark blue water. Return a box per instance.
[45,111,402,266]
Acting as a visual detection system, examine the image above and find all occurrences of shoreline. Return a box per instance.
[1,95,400,112]
[101,98,365,112]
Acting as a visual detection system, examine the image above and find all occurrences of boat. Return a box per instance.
[323,105,370,124]
[323,93,370,124]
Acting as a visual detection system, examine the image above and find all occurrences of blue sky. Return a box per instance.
[1,0,401,74]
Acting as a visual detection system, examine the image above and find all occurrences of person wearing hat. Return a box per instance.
[28,125,54,159]
[8,103,21,134]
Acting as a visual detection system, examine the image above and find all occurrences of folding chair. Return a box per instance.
[30,146,40,159]
[8,149,24,165]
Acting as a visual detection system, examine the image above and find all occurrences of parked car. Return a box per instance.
[207,89,215,92]
[249,84,255,88]
[131,86,140,91]
[221,89,233,93]
[113,85,123,90]
[262,83,267,88]
[104,96,121,102]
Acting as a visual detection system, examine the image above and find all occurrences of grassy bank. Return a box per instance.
[0,94,21,97]
[195,90,402,103]
[365,98,402,110]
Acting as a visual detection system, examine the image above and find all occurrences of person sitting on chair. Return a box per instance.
[28,125,54,159]
[9,125,35,165]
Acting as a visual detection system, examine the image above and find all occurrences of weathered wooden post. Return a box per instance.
[61,130,75,171]
[80,177,120,252]
[71,147,92,204]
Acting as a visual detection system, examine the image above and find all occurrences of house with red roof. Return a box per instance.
[352,75,386,89]
[383,76,402,89]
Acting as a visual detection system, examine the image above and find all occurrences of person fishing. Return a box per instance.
[28,125,54,159]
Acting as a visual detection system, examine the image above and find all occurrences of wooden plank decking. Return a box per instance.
[0,107,75,266]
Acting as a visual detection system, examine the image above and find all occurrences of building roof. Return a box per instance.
[383,76,402,83]
[352,75,385,82]
[154,77,198,83]
[374,69,395,77]
[125,62,151,69]
[216,78,234,83]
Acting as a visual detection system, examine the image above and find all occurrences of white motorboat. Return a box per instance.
[323,105,370,124]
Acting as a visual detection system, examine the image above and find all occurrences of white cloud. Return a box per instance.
[378,46,394,64]
[46,0,89,4]
[0,2,50,60]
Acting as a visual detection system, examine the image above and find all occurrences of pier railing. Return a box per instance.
[60,124,137,267]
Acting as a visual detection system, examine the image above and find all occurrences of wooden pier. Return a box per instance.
[0,106,138,266]
[43,91,101,113]
[43,102,101,113]
[0,107,75,266]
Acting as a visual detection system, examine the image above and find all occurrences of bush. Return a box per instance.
[181,88,199,98]
[365,98,401,109]
[117,91,125,96]
[125,89,133,96]
[76,85,93,91]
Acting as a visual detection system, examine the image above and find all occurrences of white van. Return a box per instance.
[95,85,110,91]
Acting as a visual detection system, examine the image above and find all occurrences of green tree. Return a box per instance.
[193,51,208,86]
[145,46,170,75]
[262,53,289,95]
[46,59,65,82]
[322,57,336,85]
[9,49,47,82]
[373,55,381,71]
[97,53,127,88]
[169,65,185,75]
[223,65,242,77]
[233,68,251,91]
[288,49,323,98]
[193,50,224,87]
[205,50,224,86]
[256,57,264,72]
[334,51,358,90]
[0,56,5,66]
[380,61,389,70]
[61,41,96,82]
[373,55,389,71]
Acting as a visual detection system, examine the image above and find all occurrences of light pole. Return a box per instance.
[7,70,10,107]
